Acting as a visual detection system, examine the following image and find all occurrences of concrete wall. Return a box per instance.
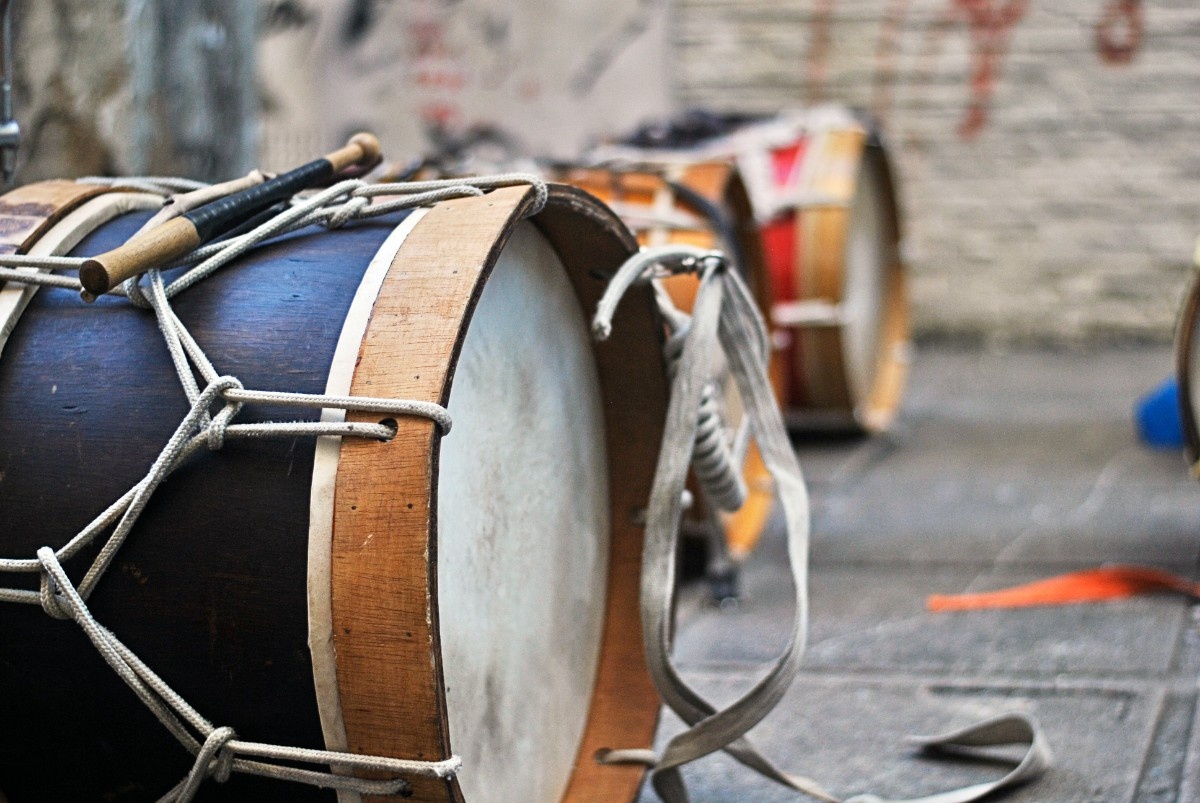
[8,1,1197,343]
[675,0,1200,344]
[12,1,255,184]
[13,1,132,180]
[257,0,672,171]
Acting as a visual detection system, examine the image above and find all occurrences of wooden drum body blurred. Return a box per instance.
[1175,271,1200,474]
[734,110,911,432]
[555,163,775,559]
[0,182,666,801]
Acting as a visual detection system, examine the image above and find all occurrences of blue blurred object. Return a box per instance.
[1135,376,1184,449]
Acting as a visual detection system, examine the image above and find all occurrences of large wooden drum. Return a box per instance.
[0,181,666,801]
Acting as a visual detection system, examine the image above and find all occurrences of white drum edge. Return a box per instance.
[842,158,887,411]
[0,192,163,362]
[307,208,427,803]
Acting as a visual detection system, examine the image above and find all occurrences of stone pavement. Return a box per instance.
[642,346,1200,802]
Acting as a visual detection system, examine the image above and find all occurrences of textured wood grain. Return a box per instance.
[79,215,202,294]
[331,191,525,801]
[0,180,116,256]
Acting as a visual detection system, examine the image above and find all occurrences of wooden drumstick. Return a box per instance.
[79,132,382,298]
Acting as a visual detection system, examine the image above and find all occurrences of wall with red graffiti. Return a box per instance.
[677,0,1195,343]
[258,0,672,172]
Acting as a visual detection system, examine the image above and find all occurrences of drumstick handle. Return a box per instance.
[78,217,201,298]
[79,133,382,297]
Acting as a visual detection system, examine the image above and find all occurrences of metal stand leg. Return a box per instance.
[703,508,741,607]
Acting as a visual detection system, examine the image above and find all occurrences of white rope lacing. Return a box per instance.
[591,246,1051,803]
[78,175,210,194]
[0,171,548,801]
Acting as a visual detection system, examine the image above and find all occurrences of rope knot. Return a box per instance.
[326,195,370,229]
[203,726,239,784]
[205,377,245,451]
[198,376,244,451]
[175,726,239,801]
[204,404,238,451]
[36,550,72,621]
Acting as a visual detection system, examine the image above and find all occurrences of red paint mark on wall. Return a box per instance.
[1096,0,1143,65]
[408,7,466,130]
[871,0,912,125]
[954,0,1030,139]
[807,0,836,104]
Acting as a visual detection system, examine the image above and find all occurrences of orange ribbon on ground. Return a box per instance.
[927,565,1200,612]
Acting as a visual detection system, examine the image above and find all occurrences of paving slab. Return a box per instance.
[637,672,1163,803]
[656,346,1200,802]
[676,564,1191,677]
[803,349,1200,568]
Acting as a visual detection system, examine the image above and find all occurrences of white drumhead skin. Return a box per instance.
[842,159,887,405]
[437,221,610,803]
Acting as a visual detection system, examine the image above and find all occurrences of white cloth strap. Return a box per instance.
[592,245,1050,803]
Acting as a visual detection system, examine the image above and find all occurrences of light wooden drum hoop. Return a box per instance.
[0,182,665,801]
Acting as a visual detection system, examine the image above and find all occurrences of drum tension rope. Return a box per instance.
[0,173,548,801]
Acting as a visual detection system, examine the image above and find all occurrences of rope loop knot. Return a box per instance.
[36,548,72,620]
[204,376,245,451]
[203,726,239,785]
[325,195,370,229]
[174,726,239,802]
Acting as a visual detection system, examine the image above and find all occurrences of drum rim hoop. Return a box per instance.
[329,183,667,801]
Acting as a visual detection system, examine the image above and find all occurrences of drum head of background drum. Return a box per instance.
[437,221,610,802]
[842,155,888,408]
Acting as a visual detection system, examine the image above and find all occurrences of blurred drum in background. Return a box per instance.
[552,161,776,562]
[1174,262,1200,475]
[598,105,912,433]
[0,180,666,801]
[729,108,909,433]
